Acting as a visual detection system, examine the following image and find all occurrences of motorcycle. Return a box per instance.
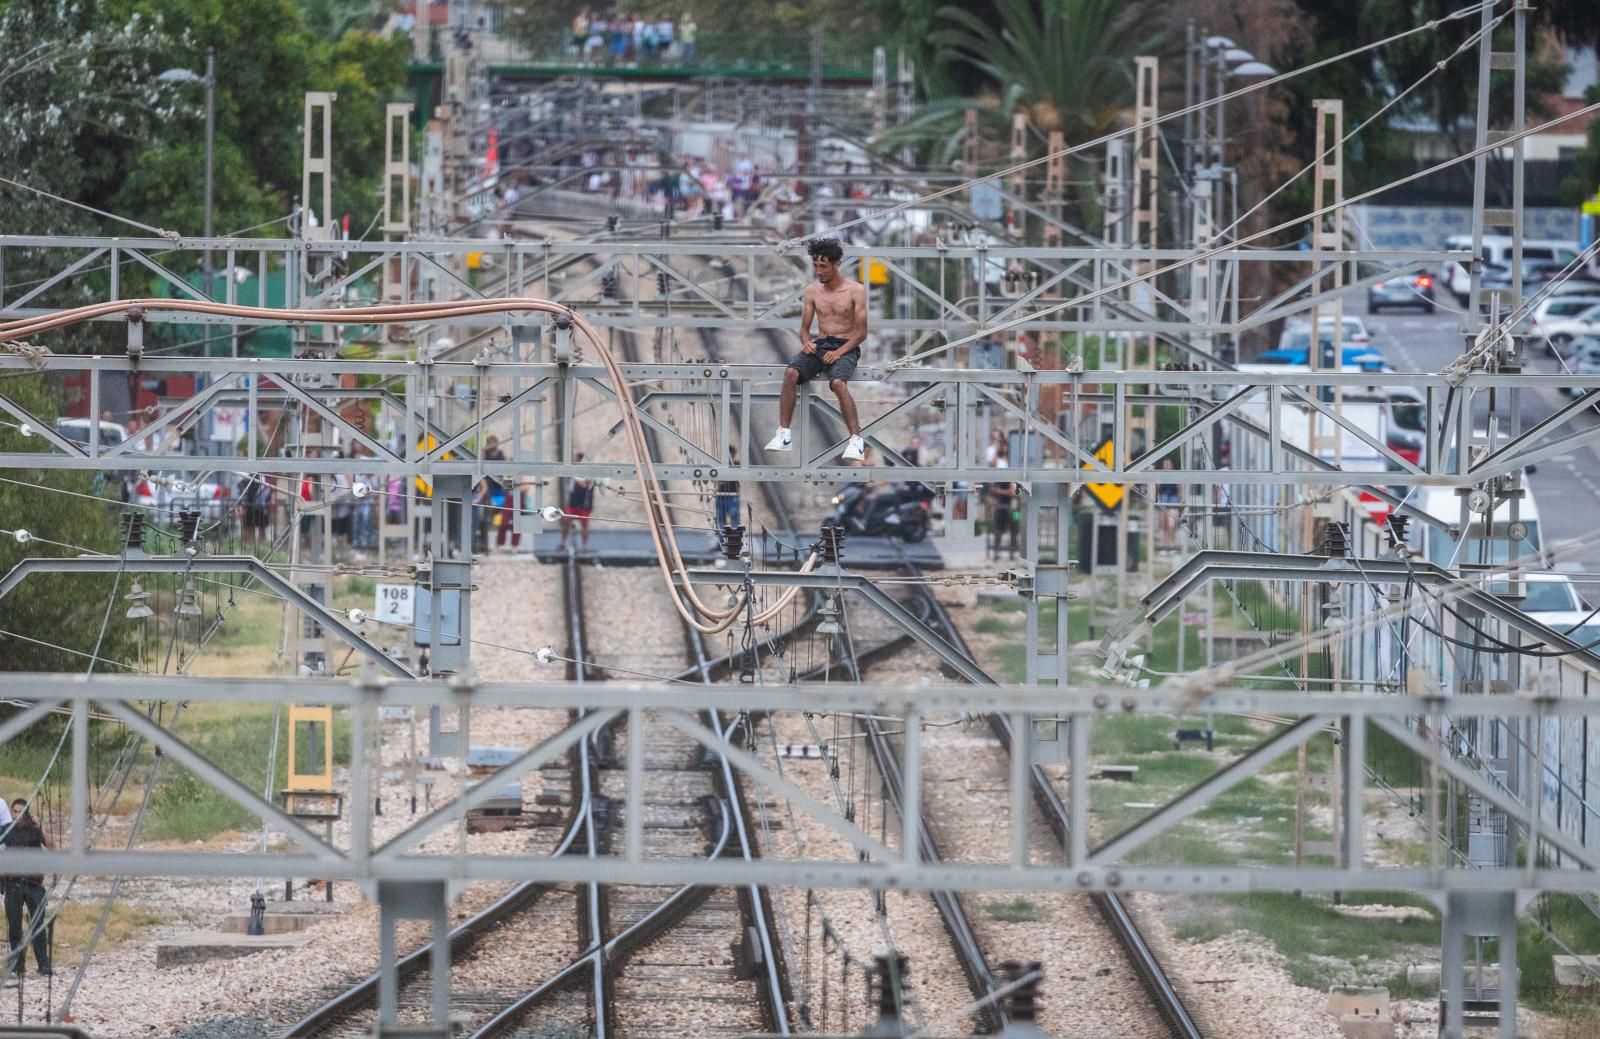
[826,480,934,543]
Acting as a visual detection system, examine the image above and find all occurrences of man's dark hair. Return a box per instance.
[807,238,843,263]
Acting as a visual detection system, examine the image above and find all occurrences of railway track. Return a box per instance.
[546,319,791,1037]
[742,317,1201,1038]
[282,558,603,1039]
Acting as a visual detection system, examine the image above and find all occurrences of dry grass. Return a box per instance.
[1544,1002,1600,1039]
[180,595,291,678]
[50,901,169,961]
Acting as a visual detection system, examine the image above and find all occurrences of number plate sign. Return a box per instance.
[376,583,415,625]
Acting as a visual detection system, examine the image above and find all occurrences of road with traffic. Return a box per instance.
[1366,304,1600,563]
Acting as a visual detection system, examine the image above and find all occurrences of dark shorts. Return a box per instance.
[788,336,859,384]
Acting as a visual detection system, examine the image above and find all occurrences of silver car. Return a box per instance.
[1366,272,1436,314]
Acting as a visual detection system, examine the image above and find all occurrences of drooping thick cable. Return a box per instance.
[0,296,800,632]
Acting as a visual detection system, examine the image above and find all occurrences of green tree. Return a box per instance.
[876,0,1159,227]
[1263,0,1594,217]
[0,0,181,235]
[0,377,137,672]
[298,0,379,41]
[109,0,408,239]
[1557,82,1600,206]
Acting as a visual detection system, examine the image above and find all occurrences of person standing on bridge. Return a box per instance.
[766,238,868,462]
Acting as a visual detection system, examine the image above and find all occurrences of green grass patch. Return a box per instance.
[984,897,1048,923]
[1172,892,1440,990]
[1522,894,1600,1012]
[974,615,1013,636]
[1091,716,1187,757]
[144,702,351,842]
[0,715,132,802]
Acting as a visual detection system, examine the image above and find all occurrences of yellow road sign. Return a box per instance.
[1083,438,1124,512]
[415,433,455,497]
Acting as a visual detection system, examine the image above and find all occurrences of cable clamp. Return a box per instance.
[3,340,51,370]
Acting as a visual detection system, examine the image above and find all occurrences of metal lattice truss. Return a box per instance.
[1114,551,1600,666]
[0,234,1455,339]
[1,673,1595,893]
[0,555,414,677]
[0,351,1586,488]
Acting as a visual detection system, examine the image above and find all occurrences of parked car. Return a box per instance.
[131,469,232,520]
[1277,314,1372,349]
[53,418,130,501]
[1366,272,1436,314]
[1254,339,1387,370]
[1443,234,1580,304]
[1537,302,1600,354]
[1563,338,1600,396]
[1526,295,1600,350]
[53,417,128,451]
[1495,572,1586,613]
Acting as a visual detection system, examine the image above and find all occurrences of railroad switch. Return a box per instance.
[861,953,910,1038]
[997,960,1051,1038]
[247,891,266,937]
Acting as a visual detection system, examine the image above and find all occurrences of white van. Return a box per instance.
[1415,483,1543,569]
[1444,235,1581,305]
[54,417,128,451]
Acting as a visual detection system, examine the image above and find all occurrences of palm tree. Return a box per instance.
[879,0,1161,167]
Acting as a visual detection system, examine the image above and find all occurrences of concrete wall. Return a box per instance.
[1349,205,1580,252]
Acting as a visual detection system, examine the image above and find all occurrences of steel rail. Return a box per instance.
[280,805,588,1037]
[916,582,1204,1039]
[732,321,1002,1031]
[563,550,611,1039]
[634,312,793,1033]
[829,597,1005,1032]
[468,799,736,1039]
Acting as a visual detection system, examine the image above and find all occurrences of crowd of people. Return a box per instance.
[568,11,697,67]
[554,149,769,225]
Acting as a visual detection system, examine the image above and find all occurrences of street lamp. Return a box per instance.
[159,49,216,307]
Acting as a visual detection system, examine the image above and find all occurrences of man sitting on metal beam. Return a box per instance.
[767,238,869,462]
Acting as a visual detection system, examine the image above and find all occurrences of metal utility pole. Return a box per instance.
[1443,4,1529,1034]
[871,46,887,138]
[381,102,415,308]
[203,48,215,350]
[1124,56,1159,601]
[896,49,915,165]
[1043,130,1064,249]
[1305,98,1345,460]
[1009,111,1030,234]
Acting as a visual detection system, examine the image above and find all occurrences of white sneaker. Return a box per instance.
[764,428,793,451]
[842,435,866,462]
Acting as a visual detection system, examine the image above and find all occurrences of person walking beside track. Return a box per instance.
[3,799,52,978]
[557,452,596,553]
[766,238,869,462]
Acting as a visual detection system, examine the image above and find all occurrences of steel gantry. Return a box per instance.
[0,349,1592,487]
[0,234,1454,340]
[1,672,1597,895]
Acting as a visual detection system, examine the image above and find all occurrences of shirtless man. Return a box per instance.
[766,238,868,461]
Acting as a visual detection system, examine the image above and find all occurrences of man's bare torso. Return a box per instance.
[808,279,863,338]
